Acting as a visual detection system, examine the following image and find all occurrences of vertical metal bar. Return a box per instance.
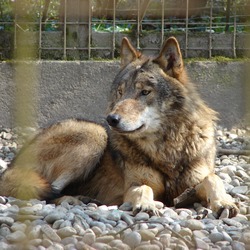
[88,0,91,60]
[161,0,165,46]
[185,0,189,58]
[14,1,17,50]
[39,0,42,60]
[209,0,213,58]
[63,0,67,60]
[233,0,236,58]
[112,0,116,59]
[137,0,140,50]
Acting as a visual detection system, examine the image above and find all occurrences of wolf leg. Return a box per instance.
[195,173,239,217]
[124,185,164,215]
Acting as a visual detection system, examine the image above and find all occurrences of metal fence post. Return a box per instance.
[88,0,91,60]
[112,0,116,59]
[137,0,140,50]
[185,0,189,58]
[209,0,213,58]
[161,0,165,46]
[233,0,236,58]
[63,0,67,60]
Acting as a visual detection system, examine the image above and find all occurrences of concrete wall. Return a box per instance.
[0,61,248,129]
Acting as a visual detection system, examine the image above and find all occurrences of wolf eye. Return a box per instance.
[141,90,151,96]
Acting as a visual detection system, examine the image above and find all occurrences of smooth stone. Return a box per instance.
[222,231,233,242]
[219,172,232,182]
[19,204,43,214]
[57,226,77,238]
[194,238,210,250]
[193,230,208,239]
[0,226,11,237]
[6,231,26,242]
[112,242,131,250]
[0,216,14,226]
[239,231,250,244]
[215,241,231,247]
[135,212,150,221]
[11,223,27,233]
[222,218,242,227]
[107,210,122,221]
[85,211,101,220]
[82,229,96,245]
[138,229,156,241]
[91,242,111,250]
[28,238,43,246]
[41,224,61,242]
[28,225,42,239]
[162,207,179,218]
[119,202,133,211]
[182,219,204,230]
[44,212,66,224]
[96,235,115,244]
[221,158,231,165]
[90,221,106,231]
[0,196,7,204]
[0,242,12,249]
[109,239,124,247]
[47,243,64,250]
[121,213,134,225]
[52,219,64,229]
[59,220,72,229]
[179,228,193,237]
[159,234,171,248]
[135,244,160,250]
[91,226,103,237]
[209,232,224,243]
[219,208,230,219]
[231,241,246,250]
[123,231,141,248]
[61,236,78,245]
[231,186,248,195]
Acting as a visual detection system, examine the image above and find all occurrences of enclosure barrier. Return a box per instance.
[0,0,249,60]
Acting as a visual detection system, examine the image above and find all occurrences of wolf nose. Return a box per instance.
[107,114,121,127]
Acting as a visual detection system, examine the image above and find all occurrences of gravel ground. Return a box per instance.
[0,126,249,250]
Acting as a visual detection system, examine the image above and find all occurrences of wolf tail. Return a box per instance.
[0,166,52,201]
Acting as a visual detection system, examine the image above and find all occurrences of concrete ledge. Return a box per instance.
[0,61,248,128]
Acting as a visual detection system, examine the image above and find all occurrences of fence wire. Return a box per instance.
[0,0,249,60]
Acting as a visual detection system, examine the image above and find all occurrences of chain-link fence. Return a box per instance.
[0,0,249,60]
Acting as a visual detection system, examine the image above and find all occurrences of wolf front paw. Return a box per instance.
[133,200,164,216]
[210,199,239,218]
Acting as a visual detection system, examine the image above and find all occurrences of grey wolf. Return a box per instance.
[0,37,238,217]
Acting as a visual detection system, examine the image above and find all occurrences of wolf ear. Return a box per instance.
[153,37,187,83]
[120,37,141,68]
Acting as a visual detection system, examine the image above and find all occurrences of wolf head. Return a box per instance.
[106,37,198,136]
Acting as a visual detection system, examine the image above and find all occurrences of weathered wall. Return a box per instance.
[0,61,248,129]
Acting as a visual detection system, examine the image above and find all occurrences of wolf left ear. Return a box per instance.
[153,37,187,83]
[120,37,141,68]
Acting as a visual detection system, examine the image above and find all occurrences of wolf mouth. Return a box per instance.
[112,124,145,134]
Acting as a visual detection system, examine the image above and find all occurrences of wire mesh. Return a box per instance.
[0,0,249,60]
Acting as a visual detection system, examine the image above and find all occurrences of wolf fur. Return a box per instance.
[0,37,238,217]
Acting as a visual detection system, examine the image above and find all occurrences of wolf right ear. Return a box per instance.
[120,37,141,68]
[153,37,187,83]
